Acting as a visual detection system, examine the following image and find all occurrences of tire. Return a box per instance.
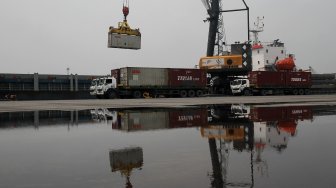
[188,90,196,98]
[107,90,118,99]
[196,90,204,97]
[243,89,251,96]
[261,90,267,96]
[133,90,142,98]
[298,89,305,95]
[180,90,188,98]
[292,89,299,95]
[304,89,311,95]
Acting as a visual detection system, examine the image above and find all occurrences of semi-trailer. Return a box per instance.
[230,71,312,96]
[94,67,208,99]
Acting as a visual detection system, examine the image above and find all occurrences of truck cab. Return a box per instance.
[230,78,250,95]
[96,77,117,99]
[89,78,99,96]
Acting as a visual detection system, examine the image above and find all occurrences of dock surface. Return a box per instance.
[1,95,336,112]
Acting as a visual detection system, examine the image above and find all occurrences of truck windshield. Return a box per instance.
[91,80,97,86]
[231,80,242,86]
[99,79,105,85]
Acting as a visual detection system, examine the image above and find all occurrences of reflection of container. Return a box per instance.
[250,106,313,122]
[109,146,143,173]
[112,108,208,131]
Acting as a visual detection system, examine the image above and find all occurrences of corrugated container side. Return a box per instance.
[286,72,312,88]
[168,69,207,88]
[249,71,285,88]
[120,111,169,131]
[111,69,120,85]
[108,33,141,50]
[120,67,168,87]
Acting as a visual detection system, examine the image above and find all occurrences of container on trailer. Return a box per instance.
[120,67,168,87]
[108,32,141,50]
[111,69,120,85]
[249,71,285,88]
[286,72,312,88]
[168,69,207,88]
[169,108,208,128]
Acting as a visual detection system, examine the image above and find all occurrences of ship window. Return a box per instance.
[242,80,247,84]
[106,79,112,84]
[281,50,284,54]
[258,61,260,65]
[266,49,269,53]
[257,50,260,54]
[266,60,269,64]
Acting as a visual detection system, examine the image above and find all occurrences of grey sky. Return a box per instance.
[0,0,335,75]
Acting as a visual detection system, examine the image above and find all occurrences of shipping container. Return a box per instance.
[99,67,208,98]
[108,33,141,50]
[249,71,285,88]
[168,69,207,88]
[120,67,168,87]
[286,72,312,88]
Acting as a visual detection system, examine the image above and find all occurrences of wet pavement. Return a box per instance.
[0,104,336,187]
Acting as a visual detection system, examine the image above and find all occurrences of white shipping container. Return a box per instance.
[108,32,141,50]
[120,67,168,87]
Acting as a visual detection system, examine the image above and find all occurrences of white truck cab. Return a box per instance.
[89,78,99,96]
[230,78,250,95]
[96,77,117,98]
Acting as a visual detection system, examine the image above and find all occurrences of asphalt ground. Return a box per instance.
[1,94,336,112]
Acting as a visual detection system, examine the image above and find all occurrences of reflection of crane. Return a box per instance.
[203,105,254,188]
[109,147,143,188]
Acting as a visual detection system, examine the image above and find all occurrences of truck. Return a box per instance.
[230,71,312,96]
[95,67,208,99]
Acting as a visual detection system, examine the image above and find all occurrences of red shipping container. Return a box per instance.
[286,72,312,88]
[168,69,207,88]
[249,71,285,88]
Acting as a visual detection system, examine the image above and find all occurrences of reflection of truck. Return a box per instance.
[230,71,312,96]
[95,67,207,99]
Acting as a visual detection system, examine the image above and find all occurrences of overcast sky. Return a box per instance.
[0,0,335,75]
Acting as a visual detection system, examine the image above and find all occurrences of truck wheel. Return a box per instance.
[196,90,204,97]
[188,90,196,98]
[261,90,267,96]
[133,90,142,98]
[298,89,305,95]
[180,90,188,98]
[107,90,118,99]
[304,89,311,95]
[243,89,251,96]
[292,89,299,95]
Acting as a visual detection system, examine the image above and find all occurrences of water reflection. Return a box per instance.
[109,147,143,188]
[1,105,336,187]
